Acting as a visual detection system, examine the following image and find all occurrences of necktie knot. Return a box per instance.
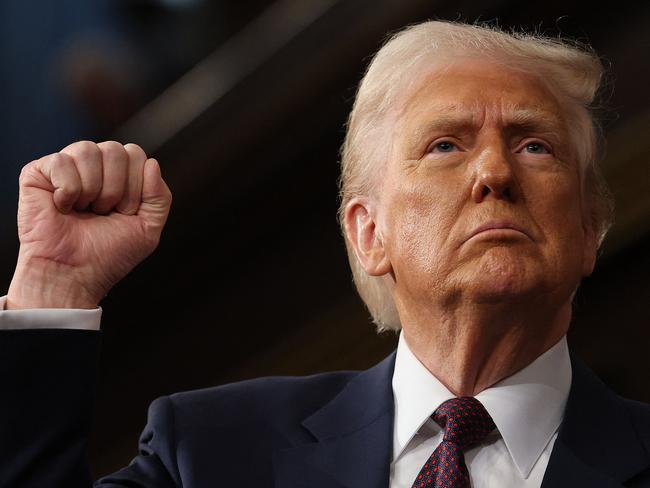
[433,397,496,451]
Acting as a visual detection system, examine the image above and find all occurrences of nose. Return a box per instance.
[470,145,518,203]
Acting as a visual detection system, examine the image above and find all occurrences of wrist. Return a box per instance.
[7,257,100,309]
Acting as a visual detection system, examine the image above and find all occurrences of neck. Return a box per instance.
[399,297,572,396]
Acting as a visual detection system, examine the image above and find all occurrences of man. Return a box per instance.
[1,20,649,488]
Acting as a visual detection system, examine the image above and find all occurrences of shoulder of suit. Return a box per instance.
[157,370,360,429]
[170,369,358,404]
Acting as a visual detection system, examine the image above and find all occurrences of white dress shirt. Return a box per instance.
[0,296,102,330]
[390,332,572,487]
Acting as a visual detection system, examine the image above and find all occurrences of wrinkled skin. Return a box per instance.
[8,141,172,309]
[345,59,598,394]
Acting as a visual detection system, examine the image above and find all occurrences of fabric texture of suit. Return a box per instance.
[1,328,650,488]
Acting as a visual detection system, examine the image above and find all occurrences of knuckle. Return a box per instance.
[48,152,74,175]
[55,181,82,202]
[67,140,100,160]
[18,170,34,189]
[19,161,37,182]
[58,185,79,198]
[98,140,127,159]
[124,143,147,161]
[98,139,122,149]
[49,152,67,169]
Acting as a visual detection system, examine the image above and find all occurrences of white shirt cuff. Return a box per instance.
[0,296,102,331]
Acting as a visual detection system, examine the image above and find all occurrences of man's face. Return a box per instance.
[375,59,598,311]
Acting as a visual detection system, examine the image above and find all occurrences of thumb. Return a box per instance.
[21,154,81,214]
[137,158,172,233]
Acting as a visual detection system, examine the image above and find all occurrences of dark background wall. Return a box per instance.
[1,0,649,477]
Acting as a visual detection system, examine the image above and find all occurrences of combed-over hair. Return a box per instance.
[337,20,614,333]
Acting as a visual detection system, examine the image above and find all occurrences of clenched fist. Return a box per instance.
[7,141,172,309]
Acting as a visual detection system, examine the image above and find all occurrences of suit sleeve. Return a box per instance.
[0,329,181,488]
[95,396,181,487]
[0,329,99,487]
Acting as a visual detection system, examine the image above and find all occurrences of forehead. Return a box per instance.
[393,59,568,133]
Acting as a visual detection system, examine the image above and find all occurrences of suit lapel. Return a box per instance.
[273,348,650,487]
[273,352,396,488]
[541,355,650,487]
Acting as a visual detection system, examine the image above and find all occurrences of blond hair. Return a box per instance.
[338,20,614,332]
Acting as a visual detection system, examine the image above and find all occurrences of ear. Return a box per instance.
[581,214,599,278]
[344,198,392,276]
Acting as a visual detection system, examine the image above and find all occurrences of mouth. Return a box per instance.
[464,220,532,244]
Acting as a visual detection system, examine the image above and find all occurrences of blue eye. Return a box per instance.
[524,142,550,154]
[431,141,457,153]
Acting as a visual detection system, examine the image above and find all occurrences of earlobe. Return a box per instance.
[344,198,392,276]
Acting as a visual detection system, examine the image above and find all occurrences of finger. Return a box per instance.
[60,141,103,211]
[138,158,172,238]
[92,141,129,214]
[31,152,82,213]
[116,143,147,215]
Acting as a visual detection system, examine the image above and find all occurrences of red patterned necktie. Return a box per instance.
[411,397,496,488]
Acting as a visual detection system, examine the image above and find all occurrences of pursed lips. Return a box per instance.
[464,220,532,244]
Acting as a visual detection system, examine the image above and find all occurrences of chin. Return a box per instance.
[460,247,544,302]
[467,279,536,304]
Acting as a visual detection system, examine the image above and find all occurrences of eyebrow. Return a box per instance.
[403,105,567,148]
[504,107,567,135]
[403,111,476,149]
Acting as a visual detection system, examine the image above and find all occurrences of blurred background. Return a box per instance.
[1,0,649,477]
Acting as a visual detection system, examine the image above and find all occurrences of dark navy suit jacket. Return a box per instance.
[1,329,650,487]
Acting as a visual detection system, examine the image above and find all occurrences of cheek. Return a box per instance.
[383,179,458,274]
[527,172,586,256]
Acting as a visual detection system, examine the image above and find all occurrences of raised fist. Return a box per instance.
[7,141,172,309]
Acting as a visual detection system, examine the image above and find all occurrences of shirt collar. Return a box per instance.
[391,331,572,478]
